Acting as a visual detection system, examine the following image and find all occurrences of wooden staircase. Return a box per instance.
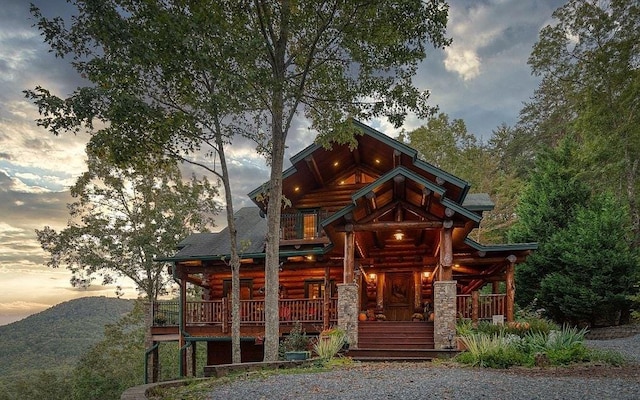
[348,321,457,361]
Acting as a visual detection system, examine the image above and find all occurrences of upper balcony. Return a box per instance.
[280,210,331,246]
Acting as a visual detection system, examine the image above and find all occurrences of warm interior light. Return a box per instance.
[394,232,404,240]
[334,161,339,167]
[375,159,381,164]
[368,273,377,282]
[294,186,300,192]
[423,271,430,278]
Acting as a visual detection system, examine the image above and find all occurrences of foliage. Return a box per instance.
[458,333,529,368]
[312,328,346,360]
[279,322,310,356]
[456,323,620,369]
[522,0,640,246]
[0,297,133,379]
[401,115,524,243]
[508,140,590,308]
[538,193,638,325]
[36,153,219,300]
[0,370,73,400]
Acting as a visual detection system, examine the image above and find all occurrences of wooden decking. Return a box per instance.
[348,321,458,361]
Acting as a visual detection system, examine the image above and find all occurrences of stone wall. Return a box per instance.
[337,283,359,347]
[433,280,457,349]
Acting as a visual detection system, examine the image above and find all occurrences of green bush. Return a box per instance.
[279,322,310,358]
[455,319,623,369]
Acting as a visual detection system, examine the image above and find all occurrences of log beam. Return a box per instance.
[304,155,324,185]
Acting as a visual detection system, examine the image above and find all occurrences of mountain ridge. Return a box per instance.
[0,296,134,378]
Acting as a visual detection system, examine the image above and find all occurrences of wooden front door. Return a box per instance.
[384,272,415,321]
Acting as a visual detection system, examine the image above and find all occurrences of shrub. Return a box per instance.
[313,328,346,360]
[455,320,621,369]
[279,322,310,357]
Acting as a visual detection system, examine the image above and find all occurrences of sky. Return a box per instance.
[0,0,565,325]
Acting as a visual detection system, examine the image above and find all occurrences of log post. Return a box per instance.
[323,266,330,331]
[344,231,355,283]
[376,272,385,309]
[439,223,453,280]
[179,272,187,377]
[506,255,516,322]
[471,290,479,328]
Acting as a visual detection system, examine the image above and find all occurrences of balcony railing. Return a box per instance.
[457,293,506,320]
[152,298,338,328]
[280,211,330,241]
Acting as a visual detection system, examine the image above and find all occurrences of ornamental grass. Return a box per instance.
[456,320,624,368]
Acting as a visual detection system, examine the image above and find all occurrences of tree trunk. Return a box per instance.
[263,0,291,363]
[215,127,241,363]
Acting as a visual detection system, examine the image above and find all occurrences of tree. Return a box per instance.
[524,0,640,245]
[27,0,451,362]
[508,139,590,307]
[71,302,147,400]
[36,150,219,301]
[538,193,638,326]
[401,115,523,243]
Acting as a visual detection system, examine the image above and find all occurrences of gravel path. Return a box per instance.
[205,335,640,400]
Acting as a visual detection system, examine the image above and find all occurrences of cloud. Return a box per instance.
[444,47,482,81]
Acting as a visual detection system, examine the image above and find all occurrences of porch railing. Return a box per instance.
[457,293,506,320]
[152,298,338,327]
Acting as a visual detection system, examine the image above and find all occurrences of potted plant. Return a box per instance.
[280,321,310,360]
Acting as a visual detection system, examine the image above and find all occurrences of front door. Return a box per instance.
[384,272,414,321]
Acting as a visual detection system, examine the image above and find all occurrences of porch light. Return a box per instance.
[394,232,404,240]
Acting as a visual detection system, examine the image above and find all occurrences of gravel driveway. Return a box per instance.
[206,335,640,400]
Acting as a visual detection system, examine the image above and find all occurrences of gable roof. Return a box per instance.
[248,119,472,207]
[156,207,267,262]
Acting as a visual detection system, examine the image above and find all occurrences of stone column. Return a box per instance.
[433,280,457,349]
[337,283,359,348]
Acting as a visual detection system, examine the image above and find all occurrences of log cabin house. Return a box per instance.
[149,120,536,381]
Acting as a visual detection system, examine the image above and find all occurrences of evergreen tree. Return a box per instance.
[509,139,590,307]
[539,193,638,325]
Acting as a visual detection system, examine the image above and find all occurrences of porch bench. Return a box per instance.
[204,359,311,378]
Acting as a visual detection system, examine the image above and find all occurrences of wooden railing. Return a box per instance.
[280,211,330,240]
[152,298,338,327]
[457,294,506,320]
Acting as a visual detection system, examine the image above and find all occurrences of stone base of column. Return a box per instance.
[337,283,359,348]
[433,280,457,349]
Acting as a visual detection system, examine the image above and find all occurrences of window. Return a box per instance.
[304,279,336,299]
[223,279,253,300]
[302,212,317,239]
[296,209,319,239]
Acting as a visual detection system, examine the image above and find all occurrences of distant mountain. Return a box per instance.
[0,296,134,378]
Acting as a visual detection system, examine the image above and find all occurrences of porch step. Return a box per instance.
[348,348,459,362]
[358,321,434,350]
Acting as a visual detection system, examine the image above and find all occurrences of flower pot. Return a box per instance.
[284,351,309,361]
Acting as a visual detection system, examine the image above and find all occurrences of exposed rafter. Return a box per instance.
[304,155,324,185]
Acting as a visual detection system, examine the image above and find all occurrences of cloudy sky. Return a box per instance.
[0,0,565,325]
